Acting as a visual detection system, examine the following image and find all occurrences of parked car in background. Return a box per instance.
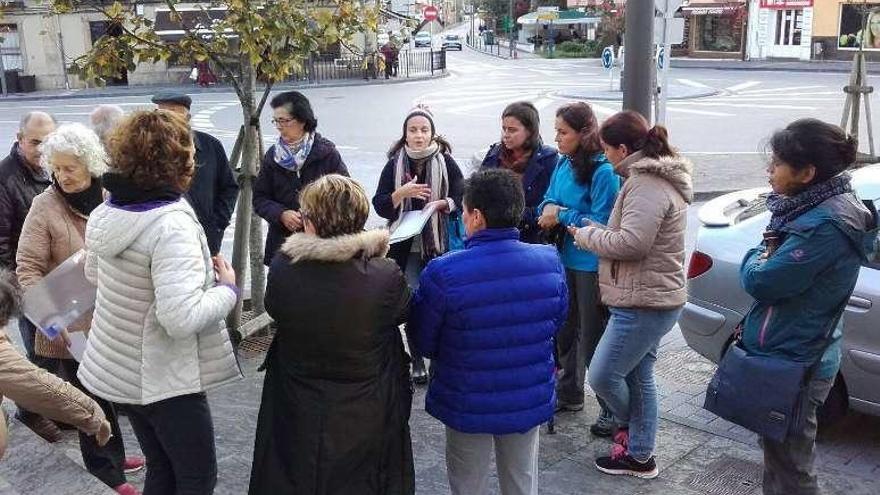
[442,34,462,51]
[681,164,880,425]
[414,31,432,48]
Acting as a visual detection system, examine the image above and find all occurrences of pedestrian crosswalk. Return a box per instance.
[419,58,848,121]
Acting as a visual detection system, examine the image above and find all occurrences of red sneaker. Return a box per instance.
[113,483,141,495]
[123,456,145,474]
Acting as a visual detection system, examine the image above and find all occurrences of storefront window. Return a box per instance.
[695,15,742,52]
[775,9,803,46]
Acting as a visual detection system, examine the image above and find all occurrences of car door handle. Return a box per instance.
[847,296,872,310]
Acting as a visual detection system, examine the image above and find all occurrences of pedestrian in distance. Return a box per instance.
[570,110,693,479]
[737,119,876,494]
[15,123,144,494]
[253,90,349,265]
[0,269,112,461]
[249,174,415,495]
[372,104,464,385]
[89,105,125,148]
[537,102,620,436]
[0,111,61,443]
[152,91,239,256]
[79,110,242,495]
[481,101,559,244]
[410,169,568,495]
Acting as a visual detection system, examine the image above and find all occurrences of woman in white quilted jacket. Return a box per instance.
[78,110,241,495]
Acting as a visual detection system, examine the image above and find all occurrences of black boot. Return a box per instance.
[412,356,428,385]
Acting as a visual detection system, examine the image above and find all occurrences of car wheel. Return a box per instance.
[817,376,848,431]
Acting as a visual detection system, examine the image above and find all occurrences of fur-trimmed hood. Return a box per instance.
[619,151,694,204]
[279,229,391,263]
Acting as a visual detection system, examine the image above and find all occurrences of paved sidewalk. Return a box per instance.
[670,58,879,75]
[3,322,878,494]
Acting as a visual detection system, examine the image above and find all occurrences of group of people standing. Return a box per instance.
[0,85,872,495]
[245,92,695,493]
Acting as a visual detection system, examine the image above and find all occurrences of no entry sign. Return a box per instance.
[423,6,438,21]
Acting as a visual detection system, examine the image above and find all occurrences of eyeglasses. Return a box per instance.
[271,117,297,128]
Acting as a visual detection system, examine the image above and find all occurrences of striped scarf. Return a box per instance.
[390,141,449,259]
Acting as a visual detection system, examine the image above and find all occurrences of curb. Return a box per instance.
[553,88,720,102]
[0,71,449,102]
[669,62,874,75]
[693,190,735,202]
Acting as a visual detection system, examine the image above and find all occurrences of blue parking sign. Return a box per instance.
[601,46,614,70]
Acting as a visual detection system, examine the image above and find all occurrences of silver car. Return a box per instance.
[681,164,880,423]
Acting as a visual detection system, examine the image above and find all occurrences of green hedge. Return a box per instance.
[546,40,602,58]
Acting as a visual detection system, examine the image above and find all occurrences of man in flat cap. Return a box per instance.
[152,91,239,255]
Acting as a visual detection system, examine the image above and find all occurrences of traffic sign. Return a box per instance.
[601,46,614,70]
[423,5,438,22]
[657,46,665,70]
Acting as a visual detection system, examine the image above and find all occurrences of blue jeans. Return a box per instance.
[588,306,682,462]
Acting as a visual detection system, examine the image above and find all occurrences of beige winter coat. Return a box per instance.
[0,326,106,459]
[16,186,91,359]
[573,151,693,309]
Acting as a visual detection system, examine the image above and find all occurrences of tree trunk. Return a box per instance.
[228,57,262,334]
[248,126,266,315]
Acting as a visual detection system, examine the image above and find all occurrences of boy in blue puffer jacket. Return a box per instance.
[411,169,568,495]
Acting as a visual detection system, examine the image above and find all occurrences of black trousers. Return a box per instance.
[58,359,127,488]
[125,393,217,495]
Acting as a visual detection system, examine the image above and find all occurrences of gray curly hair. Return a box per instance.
[39,123,108,177]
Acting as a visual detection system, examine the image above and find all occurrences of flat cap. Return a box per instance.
[151,91,192,109]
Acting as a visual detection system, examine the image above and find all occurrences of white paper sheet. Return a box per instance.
[389,203,439,244]
[21,249,97,341]
[67,332,88,363]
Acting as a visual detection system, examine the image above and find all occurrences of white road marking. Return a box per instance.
[738,85,827,94]
[725,81,761,92]
[665,106,733,117]
[677,79,710,88]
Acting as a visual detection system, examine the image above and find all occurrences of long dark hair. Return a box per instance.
[769,119,857,184]
[556,102,603,184]
[599,110,676,159]
[387,113,453,159]
[502,101,542,152]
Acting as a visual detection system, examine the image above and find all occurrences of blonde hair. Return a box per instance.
[299,174,369,238]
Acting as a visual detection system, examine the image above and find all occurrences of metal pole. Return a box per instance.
[0,47,7,96]
[508,0,514,58]
[56,15,70,90]
[657,0,673,125]
[622,0,654,119]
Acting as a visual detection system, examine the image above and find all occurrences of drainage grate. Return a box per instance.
[689,456,762,495]
[238,329,275,358]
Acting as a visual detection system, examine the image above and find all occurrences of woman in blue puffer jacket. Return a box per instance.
[740,119,877,495]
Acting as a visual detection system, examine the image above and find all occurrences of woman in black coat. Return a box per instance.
[253,91,349,265]
[249,174,414,495]
[371,105,464,384]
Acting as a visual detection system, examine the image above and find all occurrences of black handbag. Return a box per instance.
[703,299,846,443]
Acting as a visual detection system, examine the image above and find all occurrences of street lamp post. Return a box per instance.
[622,0,654,119]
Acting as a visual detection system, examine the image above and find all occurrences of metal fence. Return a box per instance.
[289,49,447,84]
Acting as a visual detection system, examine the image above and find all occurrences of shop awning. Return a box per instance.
[517,10,601,26]
[681,0,745,15]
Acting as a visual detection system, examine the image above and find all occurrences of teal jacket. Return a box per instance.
[538,155,620,272]
[740,193,877,379]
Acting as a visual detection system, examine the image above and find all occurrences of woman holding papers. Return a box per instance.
[15,123,143,494]
[537,102,620,437]
[372,105,464,384]
[79,111,241,495]
[249,175,414,494]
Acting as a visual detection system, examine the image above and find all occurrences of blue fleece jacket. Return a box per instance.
[538,155,620,272]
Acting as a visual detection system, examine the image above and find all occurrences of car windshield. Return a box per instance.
[446,35,458,40]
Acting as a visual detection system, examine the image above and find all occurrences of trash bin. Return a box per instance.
[3,70,20,93]
[18,75,36,93]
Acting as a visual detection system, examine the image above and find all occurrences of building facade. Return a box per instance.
[811,0,880,61]
[680,0,748,59]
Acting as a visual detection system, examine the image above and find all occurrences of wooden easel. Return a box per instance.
[841,2,878,163]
